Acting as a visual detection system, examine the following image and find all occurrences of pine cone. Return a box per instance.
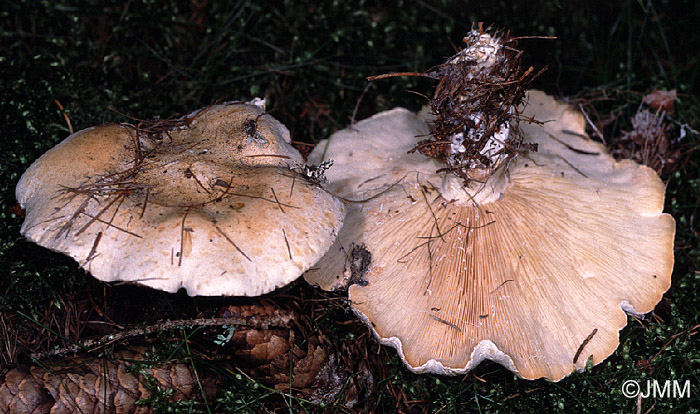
[219,304,370,406]
[0,348,216,414]
[220,305,330,391]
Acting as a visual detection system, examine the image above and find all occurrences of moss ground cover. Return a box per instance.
[1,1,698,412]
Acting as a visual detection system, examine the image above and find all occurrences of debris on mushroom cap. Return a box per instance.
[16,102,345,296]
[304,108,442,290]
[304,90,675,381]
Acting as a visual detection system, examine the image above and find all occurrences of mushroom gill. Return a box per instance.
[304,90,675,380]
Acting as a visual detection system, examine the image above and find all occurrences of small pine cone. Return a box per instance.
[217,304,374,407]
[219,305,338,395]
[0,348,216,414]
[0,368,53,413]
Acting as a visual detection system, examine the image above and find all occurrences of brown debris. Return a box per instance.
[612,107,681,176]
[349,243,372,287]
[573,328,598,364]
[573,88,689,177]
[6,203,24,219]
[643,89,677,114]
[423,27,545,181]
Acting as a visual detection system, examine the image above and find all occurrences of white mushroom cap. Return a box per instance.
[304,108,441,290]
[17,103,345,296]
[304,90,675,380]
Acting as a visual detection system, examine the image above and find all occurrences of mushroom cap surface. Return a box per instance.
[305,90,675,380]
[17,103,345,296]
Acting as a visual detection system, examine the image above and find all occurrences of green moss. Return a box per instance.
[1,0,698,412]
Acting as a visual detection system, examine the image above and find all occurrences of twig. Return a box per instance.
[350,83,371,125]
[650,324,700,363]
[578,103,606,144]
[30,314,296,360]
[54,99,74,134]
[178,209,190,266]
[366,72,435,81]
[282,227,293,260]
[78,211,143,238]
[215,225,252,262]
[489,279,514,294]
[271,187,285,213]
[83,231,103,265]
[420,184,444,242]
[573,328,598,364]
[429,314,461,331]
[228,192,298,209]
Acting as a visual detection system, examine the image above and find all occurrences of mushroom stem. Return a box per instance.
[417,27,538,205]
[439,163,509,205]
[436,30,515,206]
[443,31,513,174]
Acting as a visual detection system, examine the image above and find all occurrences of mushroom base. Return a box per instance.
[439,164,509,206]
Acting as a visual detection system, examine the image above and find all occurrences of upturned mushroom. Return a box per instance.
[304,30,675,381]
[17,100,345,296]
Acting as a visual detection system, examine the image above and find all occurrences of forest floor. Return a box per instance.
[1,1,699,412]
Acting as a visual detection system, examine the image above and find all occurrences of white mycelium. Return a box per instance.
[444,31,512,172]
[440,31,514,204]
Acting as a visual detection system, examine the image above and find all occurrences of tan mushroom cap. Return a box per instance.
[17,102,345,296]
[305,90,675,380]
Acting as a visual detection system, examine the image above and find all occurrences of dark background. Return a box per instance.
[1,0,699,412]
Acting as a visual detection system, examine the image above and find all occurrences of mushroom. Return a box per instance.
[304,90,675,380]
[16,101,345,296]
